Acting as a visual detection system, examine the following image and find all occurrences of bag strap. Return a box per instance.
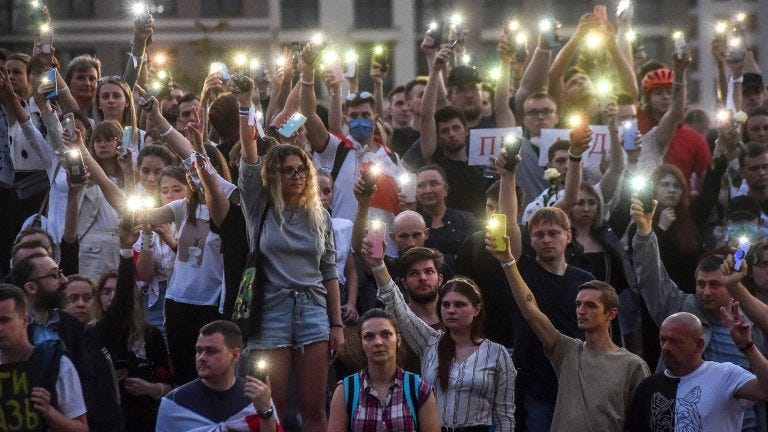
[253,203,269,258]
[403,371,420,428]
[343,373,361,431]
[331,143,351,182]
[30,162,62,228]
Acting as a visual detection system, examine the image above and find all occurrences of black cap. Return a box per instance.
[743,73,764,91]
[447,65,482,88]
[727,195,761,221]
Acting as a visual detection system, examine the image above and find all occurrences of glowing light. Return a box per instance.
[40,76,50,85]
[630,176,647,191]
[255,359,267,370]
[735,11,747,22]
[156,70,168,80]
[739,235,750,244]
[67,149,80,159]
[716,109,731,123]
[39,22,50,33]
[595,79,612,97]
[369,164,382,176]
[449,13,463,27]
[255,111,264,121]
[488,66,501,81]
[209,62,223,75]
[274,55,286,67]
[487,218,499,229]
[515,32,527,45]
[428,21,438,31]
[126,195,143,211]
[672,30,684,41]
[249,58,260,71]
[538,19,552,33]
[568,114,582,128]
[728,36,743,48]
[344,50,358,63]
[131,2,147,16]
[508,20,520,32]
[622,120,633,129]
[370,220,383,229]
[149,80,162,92]
[462,53,471,64]
[233,53,248,67]
[625,29,637,43]
[153,53,167,66]
[29,0,41,8]
[714,21,728,34]
[398,173,411,186]
[617,0,631,13]
[141,196,156,208]
[322,50,339,65]
[310,33,324,45]
[585,32,602,49]
[373,45,384,56]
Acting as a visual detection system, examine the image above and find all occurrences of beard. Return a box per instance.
[35,288,64,311]
[409,287,438,305]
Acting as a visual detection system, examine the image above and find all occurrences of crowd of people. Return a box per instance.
[3,1,768,431]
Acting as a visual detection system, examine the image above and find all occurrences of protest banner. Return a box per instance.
[468,127,523,166]
[537,125,610,167]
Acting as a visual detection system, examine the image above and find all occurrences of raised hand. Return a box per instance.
[629,197,657,236]
[722,301,752,350]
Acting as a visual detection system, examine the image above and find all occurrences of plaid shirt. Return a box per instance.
[349,368,431,432]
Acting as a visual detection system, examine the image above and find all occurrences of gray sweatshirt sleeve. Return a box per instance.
[631,231,691,325]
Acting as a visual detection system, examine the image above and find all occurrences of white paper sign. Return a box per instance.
[468,127,523,166]
[537,125,611,168]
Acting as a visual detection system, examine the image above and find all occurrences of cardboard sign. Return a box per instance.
[538,125,611,168]
[468,127,523,166]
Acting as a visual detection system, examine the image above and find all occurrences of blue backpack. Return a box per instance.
[343,370,421,431]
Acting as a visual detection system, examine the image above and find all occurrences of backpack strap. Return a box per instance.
[403,371,420,428]
[28,340,64,409]
[331,141,352,182]
[343,373,361,432]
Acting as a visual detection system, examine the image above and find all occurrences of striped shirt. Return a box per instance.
[377,278,516,431]
[346,368,432,432]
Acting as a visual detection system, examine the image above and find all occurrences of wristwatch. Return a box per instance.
[258,407,274,420]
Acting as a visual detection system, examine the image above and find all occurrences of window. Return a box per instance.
[281,0,319,29]
[354,0,391,28]
[201,0,242,17]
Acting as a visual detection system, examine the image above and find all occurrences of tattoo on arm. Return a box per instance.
[526,292,534,303]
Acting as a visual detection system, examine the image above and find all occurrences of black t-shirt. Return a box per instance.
[513,254,592,402]
[165,378,252,423]
[432,151,489,217]
[457,231,516,348]
[390,127,420,158]
[420,207,478,271]
[210,194,249,319]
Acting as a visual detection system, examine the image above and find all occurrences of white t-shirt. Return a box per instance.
[56,355,87,419]
[332,217,353,285]
[312,134,360,222]
[165,183,235,311]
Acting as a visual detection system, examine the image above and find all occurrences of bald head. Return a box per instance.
[391,211,429,254]
[662,312,704,339]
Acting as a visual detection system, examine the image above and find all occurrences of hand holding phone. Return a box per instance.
[368,221,387,259]
[502,135,522,172]
[734,239,752,271]
[488,214,507,252]
[278,112,307,138]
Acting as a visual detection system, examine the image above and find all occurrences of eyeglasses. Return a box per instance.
[346,91,373,102]
[525,108,556,117]
[531,229,564,240]
[280,165,309,178]
[30,267,63,282]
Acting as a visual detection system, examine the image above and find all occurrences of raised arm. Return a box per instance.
[555,125,591,210]
[143,95,194,159]
[321,69,344,136]
[234,76,259,164]
[724,299,768,402]
[122,16,154,89]
[66,129,126,212]
[723,256,768,341]
[298,44,331,153]
[489,235,560,355]
[371,61,386,119]
[515,42,552,117]
[495,152,521,259]
[598,102,626,203]
[195,152,229,227]
[420,47,451,163]
[606,29,639,100]
[265,51,293,126]
[653,51,690,154]
[548,14,600,114]
[494,32,517,128]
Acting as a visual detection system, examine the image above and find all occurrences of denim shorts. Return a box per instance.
[247,290,330,350]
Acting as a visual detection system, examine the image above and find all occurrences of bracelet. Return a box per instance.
[301,79,315,86]
[370,262,386,272]
[155,383,166,399]
[738,341,754,352]
[330,324,344,329]
[501,258,517,268]
[159,125,174,137]
[568,152,582,162]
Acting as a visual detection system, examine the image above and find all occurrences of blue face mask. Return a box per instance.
[348,118,374,141]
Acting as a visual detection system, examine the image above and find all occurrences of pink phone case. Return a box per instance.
[369,222,387,259]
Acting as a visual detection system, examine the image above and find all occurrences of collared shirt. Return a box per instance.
[29,309,61,345]
[349,368,432,432]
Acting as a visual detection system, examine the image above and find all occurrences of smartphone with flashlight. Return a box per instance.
[488,214,507,252]
[362,164,380,196]
[727,37,746,62]
[513,37,529,64]
[278,112,307,138]
[426,22,443,48]
[343,54,357,79]
[43,68,57,100]
[503,135,522,171]
[372,47,389,74]
[210,62,231,80]
[368,221,386,259]
[541,23,561,50]
[630,176,654,211]
[66,149,86,185]
[121,126,133,156]
[38,28,53,54]
[620,120,638,150]
[62,112,76,138]
[734,239,752,271]
[673,33,688,60]
[398,173,417,203]
[251,359,268,382]
[617,1,633,20]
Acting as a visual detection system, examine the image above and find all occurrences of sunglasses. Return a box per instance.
[346,91,373,102]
